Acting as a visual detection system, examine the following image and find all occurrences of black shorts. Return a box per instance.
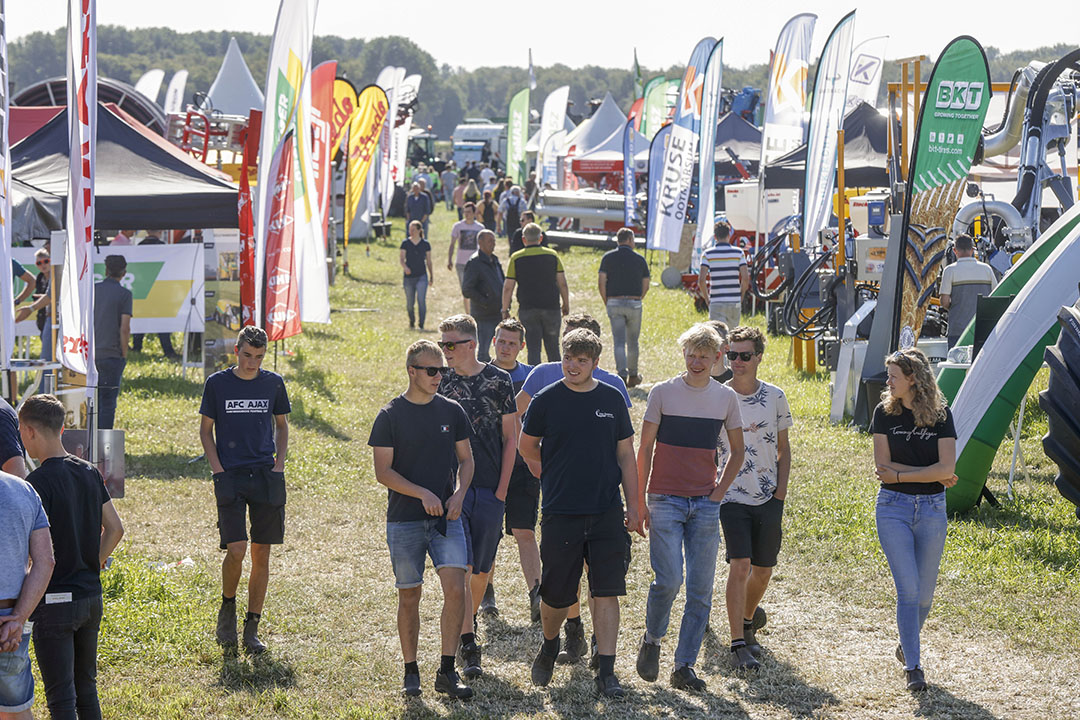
[214,466,287,549]
[720,497,784,567]
[539,505,629,609]
[504,464,540,534]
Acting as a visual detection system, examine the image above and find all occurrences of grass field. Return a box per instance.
[50,205,1080,719]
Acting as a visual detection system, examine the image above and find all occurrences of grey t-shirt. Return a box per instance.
[94,277,133,359]
[0,473,49,601]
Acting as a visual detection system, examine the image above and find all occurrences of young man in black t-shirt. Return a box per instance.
[199,326,290,655]
[519,329,642,699]
[368,340,475,700]
[436,314,516,680]
[20,394,125,719]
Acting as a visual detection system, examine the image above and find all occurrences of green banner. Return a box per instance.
[641,76,667,140]
[507,87,530,185]
[896,36,991,349]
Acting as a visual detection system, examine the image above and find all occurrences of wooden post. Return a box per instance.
[901,63,910,180]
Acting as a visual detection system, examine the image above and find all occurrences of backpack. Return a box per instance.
[505,196,522,233]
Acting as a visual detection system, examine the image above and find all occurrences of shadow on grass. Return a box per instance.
[285,351,337,401]
[290,397,352,442]
[217,649,297,694]
[700,628,839,719]
[124,371,204,399]
[915,685,1002,719]
[126,452,206,480]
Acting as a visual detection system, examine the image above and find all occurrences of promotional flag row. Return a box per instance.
[802,10,856,244]
[537,85,569,187]
[345,84,390,238]
[646,36,716,252]
[0,0,13,369]
[61,0,97,383]
[622,116,637,226]
[694,39,725,263]
[254,0,329,328]
[755,13,816,239]
[507,87,530,185]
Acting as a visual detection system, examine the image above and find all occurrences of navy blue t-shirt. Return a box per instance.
[199,368,291,470]
[0,398,25,467]
[368,394,473,522]
[400,239,431,279]
[522,380,633,514]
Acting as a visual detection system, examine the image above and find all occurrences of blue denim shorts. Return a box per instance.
[386,517,468,589]
[0,608,34,713]
[461,486,505,574]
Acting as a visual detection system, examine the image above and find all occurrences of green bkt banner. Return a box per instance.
[507,87,530,185]
[895,36,991,350]
[14,245,205,336]
[641,76,667,140]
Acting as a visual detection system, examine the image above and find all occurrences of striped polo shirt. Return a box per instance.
[700,243,746,304]
[643,375,742,497]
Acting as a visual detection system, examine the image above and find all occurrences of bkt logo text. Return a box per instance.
[935,81,984,110]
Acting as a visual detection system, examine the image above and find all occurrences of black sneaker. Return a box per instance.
[531,643,558,686]
[588,634,599,671]
[529,584,542,624]
[730,645,760,671]
[479,582,498,617]
[402,672,421,697]
[216,600,237,647]
[434,670,473,699]
[670,666,706,692]
[242,617,267,655]
[594,673,626,699]
[750,606,767,630]
[636,635,660,682]
[557,621,586,664]
[906,667,927,692]
[743,624,763,658]
[460,642,482,679]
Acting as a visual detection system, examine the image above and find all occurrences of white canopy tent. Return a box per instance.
[571,122,649,174]
[200,37,265,117]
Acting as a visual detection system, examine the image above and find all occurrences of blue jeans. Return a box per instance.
[403,275,428,328]
[386,517,468,589]
[476,318,497,363]
[95,356,126,430]
[875,488,947,670]
[606,298,643,377]
[0,607,34,713]
[31,595,104,720]
[645,493,722,668]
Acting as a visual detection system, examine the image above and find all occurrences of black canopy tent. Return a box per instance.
[712,112,762,178]
[763,102,889,189]
[11,178,63,243]
[11,103,238,232]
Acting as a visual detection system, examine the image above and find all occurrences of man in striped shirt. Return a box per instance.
[697,221,748,329]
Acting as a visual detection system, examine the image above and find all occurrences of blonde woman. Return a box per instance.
[464,178,481,206]
[871,348,957,692]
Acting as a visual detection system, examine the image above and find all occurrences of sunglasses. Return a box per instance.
[411,365,448,377]
[36,260,49,266]
[437,339,473,351]
[726,351,758,362]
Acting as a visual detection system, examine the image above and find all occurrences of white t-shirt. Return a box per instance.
[718,380,793,506]
[452,220,485,266]
[480,167,496,185]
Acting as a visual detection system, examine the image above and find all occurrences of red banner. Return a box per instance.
[238,138,256,327]
[628,97,644,132]
[264,134,302,341]
[60,0,97,383]
[310,61,336,241]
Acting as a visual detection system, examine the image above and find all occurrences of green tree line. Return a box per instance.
[8,27,1074,139]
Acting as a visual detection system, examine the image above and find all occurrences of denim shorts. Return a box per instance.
[461,486,505,573]
[0,608,34,714]
[386,517,468,589]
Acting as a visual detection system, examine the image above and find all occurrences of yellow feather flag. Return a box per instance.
[345,84,390,239]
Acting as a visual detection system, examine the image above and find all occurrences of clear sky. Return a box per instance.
[9,1,1080,71]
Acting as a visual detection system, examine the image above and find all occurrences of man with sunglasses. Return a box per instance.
[436,315,516,681]
[717,326,792,670]
[369,339,475,699]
